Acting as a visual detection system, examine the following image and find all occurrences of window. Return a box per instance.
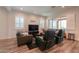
[58,20,67,29]
[48,20,57,29]
[39,18,45,29]
[15,16,24,29]
[52,20,57,29]
[48,20,53,29]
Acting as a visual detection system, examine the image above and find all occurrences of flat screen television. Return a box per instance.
[28,25,39,35]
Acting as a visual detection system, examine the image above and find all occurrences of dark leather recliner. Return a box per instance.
[43,30,56,49]
[35,29,64,51]
[55,29,64,44]
[35,30,56,51]
[16,32,26,46]
[16,32,32,46]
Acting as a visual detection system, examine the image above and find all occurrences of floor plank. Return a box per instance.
[0,39,79,53]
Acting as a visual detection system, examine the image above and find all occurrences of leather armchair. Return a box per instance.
[35,30,56,51]
[16,32,32,46]
[43,30,56,49]
[35,36,45,50]
[16,32,26,46]
[55,29,64,44]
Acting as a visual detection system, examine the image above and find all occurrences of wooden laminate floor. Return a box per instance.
[0,38,79,53]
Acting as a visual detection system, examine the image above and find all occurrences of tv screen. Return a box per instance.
[28,25,39,34]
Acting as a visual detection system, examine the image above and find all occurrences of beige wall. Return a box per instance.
[0,7,46,39]
[75,7,79,41]
[1,7,79,41]
[0,8,8,39]
[15,11,46,32]
[56,8,76,35]
[52,7,79,41]
[7,10,16,39]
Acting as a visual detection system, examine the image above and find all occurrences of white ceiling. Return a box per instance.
[5,6,75,16]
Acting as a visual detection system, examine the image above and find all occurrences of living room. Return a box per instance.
[0,6,79,53]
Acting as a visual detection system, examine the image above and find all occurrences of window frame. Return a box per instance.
[39,18,45,29]
[48,18,67,30]
[48,19,53,29]
[15,16,24,29]
[48,19,58,29]
[58,19,67,30]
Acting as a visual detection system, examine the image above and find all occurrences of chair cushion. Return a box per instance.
[35,36,44,46]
